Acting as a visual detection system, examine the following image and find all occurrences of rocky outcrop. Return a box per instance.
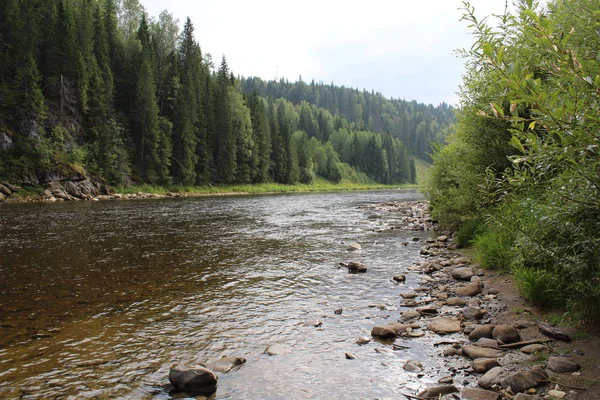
[169,364,218,394]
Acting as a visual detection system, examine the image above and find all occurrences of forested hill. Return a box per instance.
[241,77,455,161]
[0,0,451,189]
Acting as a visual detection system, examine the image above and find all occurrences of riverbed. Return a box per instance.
[0,189,435,399]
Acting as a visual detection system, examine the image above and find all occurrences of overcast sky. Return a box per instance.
[139,0,511,106]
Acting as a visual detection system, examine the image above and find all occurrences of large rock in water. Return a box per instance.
[462,345,507,360]
[169,364,218,394]
[346,261,367,273]
[500,367,548,393]
[204,356,246,373]
[371,323,410,339]
[264,344,289,356]
[346,242,362,251]
[547,356,580,373]
[492,325,521,344]
[427,317,462,334]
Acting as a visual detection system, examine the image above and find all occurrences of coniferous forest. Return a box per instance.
[0,0,454,188]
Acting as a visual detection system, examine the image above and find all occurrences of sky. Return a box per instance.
[139,0,512,106]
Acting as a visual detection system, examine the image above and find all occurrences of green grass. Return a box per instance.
[114,177,418,197]
[414,158,432,186]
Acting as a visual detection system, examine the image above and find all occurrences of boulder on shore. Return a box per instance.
[492,325,521,344]
[456,281,483,296]
[428,317,462,334]
[169,364,218,394]
[478,366,508,389]
[547,356,580,373]
[500,367,548,393]
[462,345,507,360]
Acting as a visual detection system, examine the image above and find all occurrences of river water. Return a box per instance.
[0,189,442,399]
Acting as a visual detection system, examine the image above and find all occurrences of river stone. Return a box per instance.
[520,344,550,354]
[547,356,580,373]
[303,319,323,327]
[428,317,462,334]
[346,242,362,251]
[0,193,5,201]
[403,359,423,373]
[456,281,482,296]
[514,319,538,329]
[438,235,449,242]
[474,337,500,348]
[514,394,540,400]
[462,345,507,360]
[438,376,453,384]
[472,358,500,373]
[400,292,418,299]
[469,325,496,341]
[419,385,458,398]
[478,366,508,389]
[371,323,409,339]
[547,390,567,399]
[416,306,438,315]
[393,274,406,283]
[0,184,11,196]
[204,356,246,373]
[492,325,521,344]
[462,388,501,400]
[452,266,474,281]
[538,323,571,341]
[443,347,461,357]
[355,336,371,345]
[345,352,358,359]
[446,297,466,306]
[346,261,367,273]
[469,297,482,307]
[500,367,548,393]
[402,311,421,320]
[169,364,218,394]
[462,307,484,320]
[264,344,288,356]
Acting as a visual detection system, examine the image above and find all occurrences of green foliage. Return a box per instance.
[474,227,515,270]
[512,264,565,309]
[455,217,483,247]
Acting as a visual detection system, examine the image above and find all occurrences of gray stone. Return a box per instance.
[355,336,370,345]
[492,325,521,344]
[474,338,500,348]
[547,390,566,399]
[264,344,288,356]
[0,132,13,151]
[400,292,418,299]
[500,367,548,393]
[169,364,218,394]
[478,366,508,389]
[419,385,458,398]
[345,352,358,359]
[403,359,423,373]
[346,261,367,273]
[438,235,449,242]
[547,356,580,373]
[346,242,362,251]
[520,344,550,354]
[469,325,496,341]
[416,306,438,315]
[456,281,482,296]
[446,297,466,306]
[452,266,474,281]
[462,345,507,360]
[472,358,500,373]
[204,356,246,373]
[461,388,500,400]
[428,317,462,334]
[462,307,484,320]
[538,323,571,342]
[303,319,323,327]
[401,311,421,320]
[443,347,461,357]
[514,394,540,400]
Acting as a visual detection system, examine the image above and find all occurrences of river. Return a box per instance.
[0,189,440,399]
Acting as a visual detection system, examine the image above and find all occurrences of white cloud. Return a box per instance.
[139,0,511,104]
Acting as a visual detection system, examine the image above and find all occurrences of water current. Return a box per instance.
[0,189,443,399]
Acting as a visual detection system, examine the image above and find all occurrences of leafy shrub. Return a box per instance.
[474,228,515,269]
[512,264,565,309]
[456,217,483,247]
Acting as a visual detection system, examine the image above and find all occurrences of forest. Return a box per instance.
[0,0,454,189]
[427,0,600,320]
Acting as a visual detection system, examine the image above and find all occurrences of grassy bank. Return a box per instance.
[114,176,419,196]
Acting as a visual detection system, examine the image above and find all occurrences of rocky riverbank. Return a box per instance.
[167,200,599,399]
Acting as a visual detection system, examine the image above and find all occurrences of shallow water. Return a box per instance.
[0,189,444,399]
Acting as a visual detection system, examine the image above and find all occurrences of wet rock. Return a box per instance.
[538,323,571,342]
[334,308,343,315]
[345,352,358,359]
[547,389,566,398]
[434,291,449,300]
[452,266,474,281]
[500,367,548,393]
[520,344,550,354]
[371,323,409,339]
[403,359,423,373]
[446,297,466,306]
[487,288,500,295]
[0,184,11,196]
[462,345,507,360]
[514,394,540,400]
[428,317,462,334]
[462,388,500,400]
[401,311,421,320]
[412,237,420,241]
[204,356,246,373]
[346,261,367,273]
[547,356,580,373]
[416,307,438,315]
[443,347,461,357]
[469,325,496,341]
[400,292,418,299]
[438,235,449,242]
[492,325,521,344]
[264,344,288,356]
[474,338,500,348]
[355,336,371,345]
[303,319,323,327]
[419,385,459,398]
[346,242,362,251]
[438,376,453,384]
[393,274,406,283]
[456,281,483,296]
[169,364,218,394]
[472,358,500,373]
[469,297,482,307]
[462,307,484,320]
[478,366,508,389]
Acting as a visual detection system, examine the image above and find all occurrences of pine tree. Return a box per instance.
[248,90,271,183]
[214,56,236,183]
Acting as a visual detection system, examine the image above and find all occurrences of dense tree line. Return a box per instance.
[0,0,438,187]
[241,77,455,161]
[426,0,600,319]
